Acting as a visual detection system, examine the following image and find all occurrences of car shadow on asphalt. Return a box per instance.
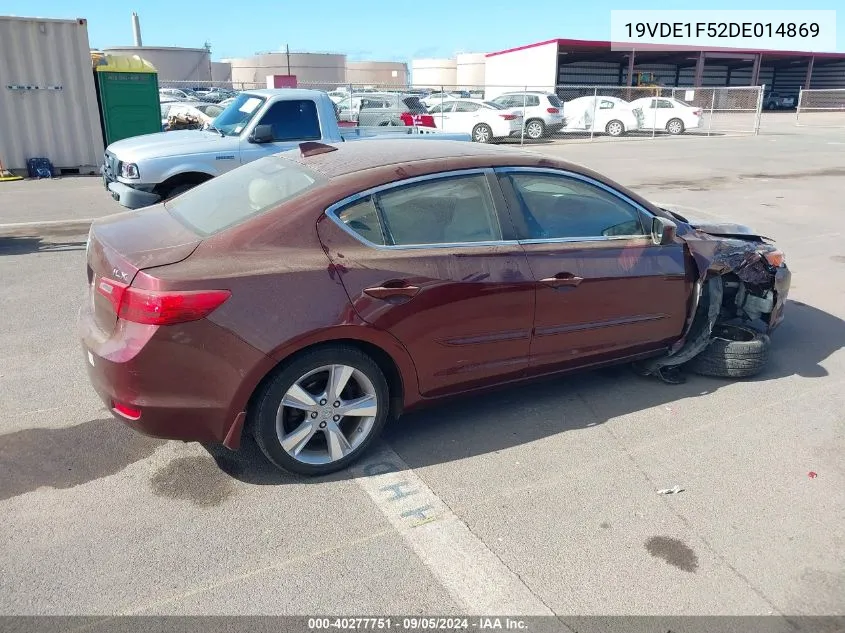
[0,236,86,256]
[206,299,844,484]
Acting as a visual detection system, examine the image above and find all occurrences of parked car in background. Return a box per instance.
[429,99,523,143]
[193,87,238,103]
[357,94,434,127]
[81,139,791,476]
[562,96,641,136]
[159,88,200,102]
[101,89,470,209]
[490,91,565,139]
[628,97,702,134]
[763,92,797,110]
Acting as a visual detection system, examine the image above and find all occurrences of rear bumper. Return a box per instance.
[79,303,273,446]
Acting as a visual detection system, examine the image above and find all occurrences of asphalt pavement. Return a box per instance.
[1,119,843,627]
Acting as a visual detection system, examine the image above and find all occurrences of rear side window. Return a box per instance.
[166,157,323,236]
[547,94,563,108]
[402,96,426,113]
[256,99,321,141]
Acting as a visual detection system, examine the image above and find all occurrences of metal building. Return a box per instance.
[223,52,346,89]
[103,46,211,82]
[0,16,104,174]
[455,53,486,89]
[346,61,408,87]
[411,58,458,88]
[485,38,845,99]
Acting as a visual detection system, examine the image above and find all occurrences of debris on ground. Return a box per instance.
[657,485,685,495]
[808,471,818,479]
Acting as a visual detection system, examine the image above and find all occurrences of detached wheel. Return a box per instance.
[666,118,685,135]
[605,119,625,137]
[472,123,493,143]
[252,346,390,476]
[525,119,545,140]
[687,324,771,379]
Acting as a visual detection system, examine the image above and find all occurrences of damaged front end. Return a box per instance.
[637,218,791,380]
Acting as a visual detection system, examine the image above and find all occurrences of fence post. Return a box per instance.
[589,87,598,142]
[521,88,527,145]
[707,89,715,137]
[439,85,444,130]
[796,88,803,126]
[651,88,657,138]
[753,84,765,135]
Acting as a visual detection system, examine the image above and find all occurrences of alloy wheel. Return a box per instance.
[526,121,544,139]
[275,364,379,465]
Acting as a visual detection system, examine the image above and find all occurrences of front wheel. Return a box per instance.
[605,119,625,137]
[472,123,493,143]
[252,346,390,476]
[666,118,685,135]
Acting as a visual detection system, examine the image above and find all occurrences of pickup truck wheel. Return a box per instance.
[687,323,770,378]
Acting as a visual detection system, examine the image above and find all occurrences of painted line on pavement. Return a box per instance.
[352,443,554,616]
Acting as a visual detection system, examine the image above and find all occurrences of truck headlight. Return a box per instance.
[119,162,139,179]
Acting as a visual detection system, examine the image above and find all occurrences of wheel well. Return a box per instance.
[245,339,406,427]
[154,172,212,197]
[526,117,544,125]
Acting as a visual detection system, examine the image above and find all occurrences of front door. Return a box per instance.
[239,98,323,164]
[316,170,536,397]
[496,168,691,372]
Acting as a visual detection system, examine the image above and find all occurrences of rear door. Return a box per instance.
[316,169,536,397]
[239,99,323,164]
[496,168,690,372]
[429,102,456,131]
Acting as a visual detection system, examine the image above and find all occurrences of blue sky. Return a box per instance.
[4,1,842,60]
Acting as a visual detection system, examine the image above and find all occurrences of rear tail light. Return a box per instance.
[546,107,560,113]
[500,114,517,120]
[112,401,142,420]
[399,112,436,127]
[96,277,230,325]
[693,109,702,116]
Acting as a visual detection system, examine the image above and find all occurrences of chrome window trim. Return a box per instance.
[495,166,658,245]
[325,168,518,251]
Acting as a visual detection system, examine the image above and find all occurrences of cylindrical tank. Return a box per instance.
[456,53,486,90]
[224,52,346,89]
[345,61,408,88]
[102,46,211,81]
[411,58,458,89]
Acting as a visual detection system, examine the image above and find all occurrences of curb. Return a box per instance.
[0,218,95,236]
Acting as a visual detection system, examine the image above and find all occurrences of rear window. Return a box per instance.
[547,94,563,108]
[165,157,323,237]
[402,96,427,113]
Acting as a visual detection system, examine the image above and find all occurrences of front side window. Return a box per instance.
[256,99,321,141]
[335,174,503,246]
[599,100,615,110]
[504,172,648,240]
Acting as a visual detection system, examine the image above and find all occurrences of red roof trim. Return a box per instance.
[485,38,845,59]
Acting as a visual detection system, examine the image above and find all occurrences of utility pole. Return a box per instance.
[286,44,291,75]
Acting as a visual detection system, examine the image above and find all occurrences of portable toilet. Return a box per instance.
[92,52,161,146]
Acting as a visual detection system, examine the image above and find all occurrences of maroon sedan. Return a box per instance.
[80,139,790,475]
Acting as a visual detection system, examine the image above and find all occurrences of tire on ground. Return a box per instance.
[686,323,771,379]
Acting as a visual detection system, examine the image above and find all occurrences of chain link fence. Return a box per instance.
[796,88,845,127]
[156,79,764,143]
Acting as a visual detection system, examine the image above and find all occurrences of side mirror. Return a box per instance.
[652,216,677,245]
[248,124,274,144]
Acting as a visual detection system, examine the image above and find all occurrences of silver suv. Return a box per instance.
[490,91,565,139]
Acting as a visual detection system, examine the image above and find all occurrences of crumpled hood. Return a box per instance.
[685,218,770,241]
[106,130,237,161]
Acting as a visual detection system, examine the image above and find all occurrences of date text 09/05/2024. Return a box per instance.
[624,22,820,39]
[308,617,528,630]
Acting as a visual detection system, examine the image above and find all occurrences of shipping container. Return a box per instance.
[0,16,104,174]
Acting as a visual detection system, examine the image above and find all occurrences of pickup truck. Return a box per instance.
[102,88,471,209]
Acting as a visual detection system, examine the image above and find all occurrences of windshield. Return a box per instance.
[211,93,267,136]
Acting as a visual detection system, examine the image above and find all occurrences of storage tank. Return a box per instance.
[211,61,232,83]
[0,16,104,173]
[456,53,486,90]
[411,58,458,89]
[346,61,408,88]
[224,52,346,89]
[103,46,211,82]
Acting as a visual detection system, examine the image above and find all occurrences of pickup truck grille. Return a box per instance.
[102,151,118,181]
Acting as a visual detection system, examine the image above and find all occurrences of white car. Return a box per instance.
[561,96,641,137]
[428,99,523,143]
[628,97,702,134]
[158,88,199,102]
[489,91,565,139]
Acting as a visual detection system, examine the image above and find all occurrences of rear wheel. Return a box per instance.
[525,119,545,140]
[252,346,390,476]
[687,323,770,378]
[666,118,685,135]
[472,123,493,143]
[605,119,625,137]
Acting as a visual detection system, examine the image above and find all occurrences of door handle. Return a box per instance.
[364,281,421,300]
[540,273,584,288]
